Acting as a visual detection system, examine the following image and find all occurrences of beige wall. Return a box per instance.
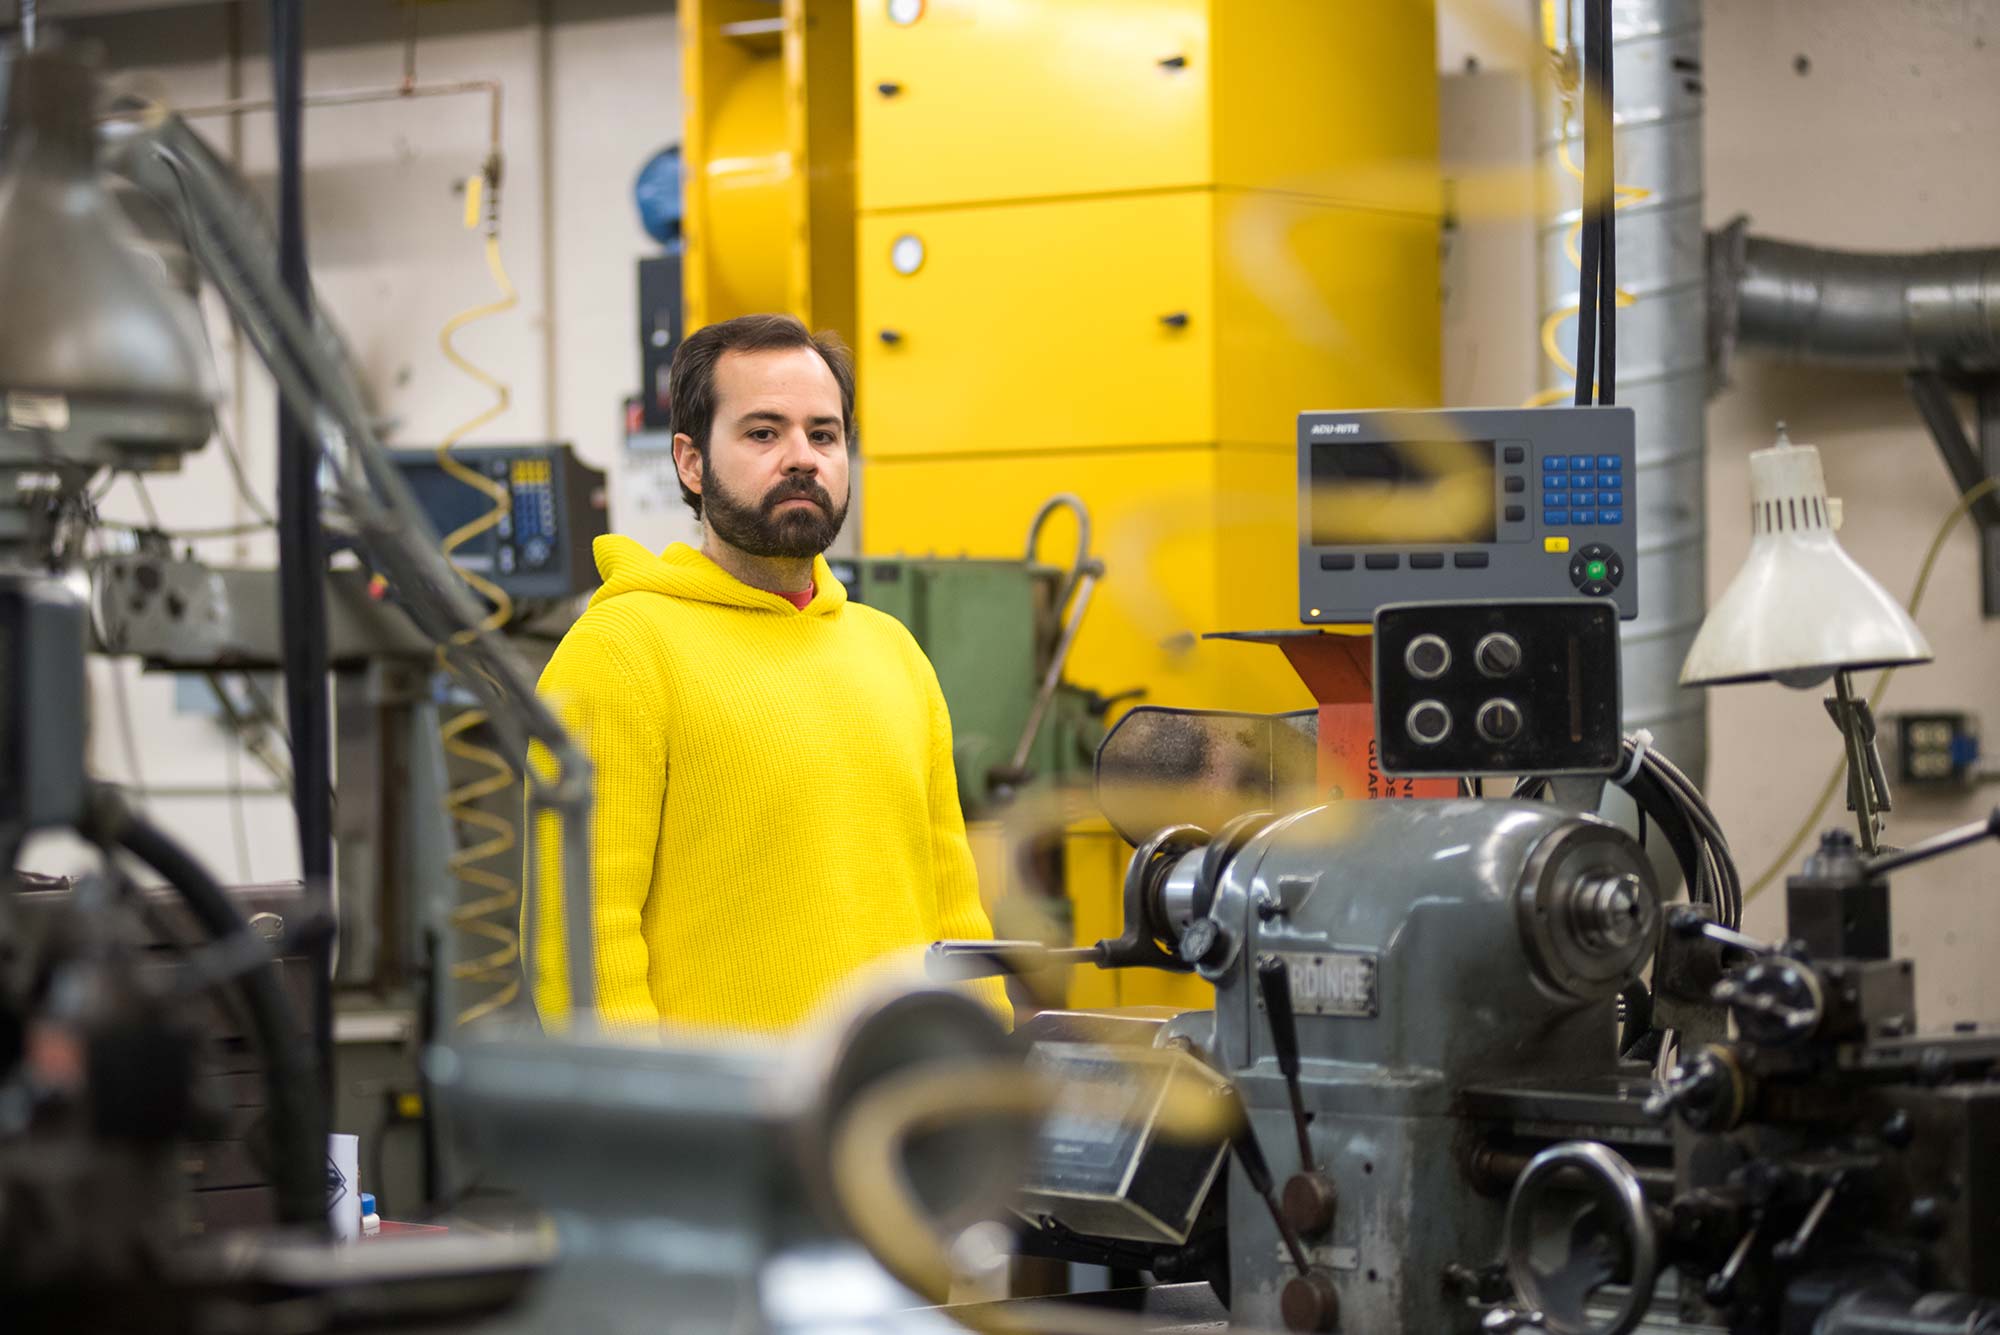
[1441,0,2000,1024]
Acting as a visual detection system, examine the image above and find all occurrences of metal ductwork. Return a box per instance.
[1709,219,2000,378]
[1708,220,2000,616]
[1537,0,1709,783]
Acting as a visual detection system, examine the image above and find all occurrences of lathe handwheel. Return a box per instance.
[1502,1142,1659,1335]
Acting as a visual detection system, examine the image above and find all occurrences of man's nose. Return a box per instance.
[780,430,819,473]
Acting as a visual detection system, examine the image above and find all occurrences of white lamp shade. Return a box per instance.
[1680,436,1932,689]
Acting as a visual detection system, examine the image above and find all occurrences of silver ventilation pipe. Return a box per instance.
[1537,0,1709,781]
[1709,219,2000,376]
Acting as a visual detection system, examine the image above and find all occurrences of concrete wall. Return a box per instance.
[30,0,687,884]
[1441,0,2000,1024]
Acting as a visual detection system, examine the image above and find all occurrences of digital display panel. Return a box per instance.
[1309,439,1496,546]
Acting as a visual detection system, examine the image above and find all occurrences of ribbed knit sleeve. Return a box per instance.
[526,616,668,1030]
[920,659,1013,1024]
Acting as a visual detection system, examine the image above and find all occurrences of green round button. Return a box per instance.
[1585,559,1608,581]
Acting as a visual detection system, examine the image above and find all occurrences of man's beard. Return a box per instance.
[701,462,849,560]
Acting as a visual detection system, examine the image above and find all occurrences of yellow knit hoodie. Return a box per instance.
[523,536,1006,1033]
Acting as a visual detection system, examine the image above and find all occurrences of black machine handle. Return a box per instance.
[1257,954,1319,1171]
[1221,1083,1310,1276]
[1865,806,2000,877]
[1259,954,1303,1079]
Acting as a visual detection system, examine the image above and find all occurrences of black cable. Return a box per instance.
[1572,0,1603,407]
[91,790,326,1229]
[267,0,336,1108]
[1593,0,1616,404]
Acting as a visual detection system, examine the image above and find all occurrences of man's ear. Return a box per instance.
[671,433,702,502]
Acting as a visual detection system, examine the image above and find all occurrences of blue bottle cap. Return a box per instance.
[360,1193,377,1214]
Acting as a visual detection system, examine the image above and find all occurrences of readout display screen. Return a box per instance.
[1309,439,1496,546]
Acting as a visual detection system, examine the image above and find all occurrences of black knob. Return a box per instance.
[1405,633,1451,680]
[1476,698,1523,743]
[1160,311,1190,328]
[1475,632,1523,678]
[1282,1171,1338,1235]
[1909,1196,1946,1239]
[878,329,903,345]
[1281,1272,1340,1333]
[1158,54,1189,69]
[1407,700,1452,745]
[877,81,904,97]
[1258,955,1303,1080]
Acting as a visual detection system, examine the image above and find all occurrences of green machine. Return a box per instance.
[828,497,1125,820]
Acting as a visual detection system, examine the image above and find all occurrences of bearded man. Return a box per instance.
[525,314,1004,1032]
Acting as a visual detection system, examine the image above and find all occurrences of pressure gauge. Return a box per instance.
[887,0,923,25]
[890,233,926,275]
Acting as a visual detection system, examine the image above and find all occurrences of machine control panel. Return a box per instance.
[1297,406,1637,623]
[1372,599,1623,777]
[390,443,608,602]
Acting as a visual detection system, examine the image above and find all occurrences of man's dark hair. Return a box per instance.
[668,313,856,517]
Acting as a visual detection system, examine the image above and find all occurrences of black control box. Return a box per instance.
[390,444,608,602]
[1373,599,1623,778]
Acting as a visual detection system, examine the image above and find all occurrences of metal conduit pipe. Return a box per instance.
[1537,0,1710,782]
[1709,220,2000,375]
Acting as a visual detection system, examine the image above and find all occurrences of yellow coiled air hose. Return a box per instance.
[436,165,525,1029]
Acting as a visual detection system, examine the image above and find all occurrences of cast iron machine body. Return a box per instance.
[944,795,1665,1333]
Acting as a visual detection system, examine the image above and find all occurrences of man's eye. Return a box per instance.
[812,432,838,445]
[749,429,777,442]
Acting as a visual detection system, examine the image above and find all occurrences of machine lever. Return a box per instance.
[1704,1219,1761,1304]
[1257,954,1319,1171]
[1864,805,2000,877]
[923,940,1099,982]
[1665,907,1774,957]
[1773,1179,1841,1263]
[1222,1084,1312,1276]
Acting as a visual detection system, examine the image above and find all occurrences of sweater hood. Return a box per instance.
[588,536,847,616]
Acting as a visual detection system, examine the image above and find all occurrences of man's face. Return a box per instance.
[675,345,851,560]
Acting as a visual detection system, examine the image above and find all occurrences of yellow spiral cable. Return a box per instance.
[1524,4,1650,409]
[436,199,525,1029]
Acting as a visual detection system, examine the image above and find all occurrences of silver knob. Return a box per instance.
[1407,699,1452,745]
[1405,633,1451,680]
[1476,698,1524,743]
[1475,632,1523,678]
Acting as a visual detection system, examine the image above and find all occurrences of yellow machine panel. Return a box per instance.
[859,192,1439,457]
[856,0,1437,213]
[1210,190,1444,439]
[858,192,1216,456]
[682,0,856,336]
[856,0,1213,212]
[1210,0,1439,210]
[863,444,1314,715]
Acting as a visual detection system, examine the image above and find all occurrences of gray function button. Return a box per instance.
[1406,700,1453,746]
[1405,633,1451,681]
[1476,698,1524,743]
[1474,632,1523,678]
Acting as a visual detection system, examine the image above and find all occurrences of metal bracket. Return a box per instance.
[1905,371,2000,619]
